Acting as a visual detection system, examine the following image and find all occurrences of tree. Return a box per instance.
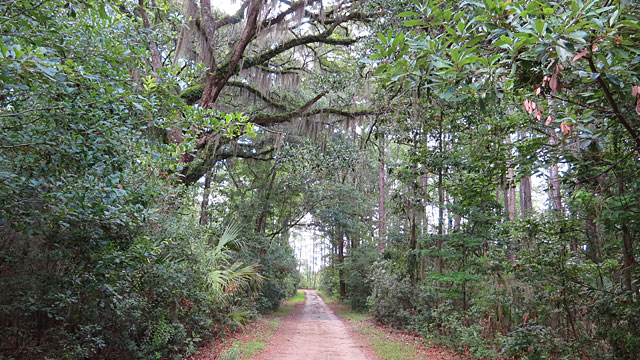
[172,0,373,184]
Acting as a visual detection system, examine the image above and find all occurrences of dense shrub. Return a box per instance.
[0,205,263,359]
[367,260,415,327]
[344,244,377,310]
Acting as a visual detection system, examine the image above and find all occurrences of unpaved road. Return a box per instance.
[256,289,370,360]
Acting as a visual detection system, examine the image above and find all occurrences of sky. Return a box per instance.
[214,0,242,14]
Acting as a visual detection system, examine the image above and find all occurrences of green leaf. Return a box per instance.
[619,20,640,30]
[398,11,419,17]
[98,3,109,20]
[566,31,588,44]
[535,19,546,35]
[392,32,405,48]
[404,19,426,27]
[609,9,619,26]
[556,43,572,61]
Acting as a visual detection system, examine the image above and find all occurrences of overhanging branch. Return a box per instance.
[227,81,288,110]
[252,91,326,125]
[240,36,357,71]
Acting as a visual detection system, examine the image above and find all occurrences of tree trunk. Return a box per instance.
[507,167,517,221]
[549,160,563,212]
[437,153,444,273]
[518,131,533,219]
[138,0,162,74]
[618,178,636,294]
[378,133,386,251]
[547,97,563,213]
[520,174,532,219]
[421,172,428,281]
[256,163,278,235]
[453,196,461,231]
[409,212,418,284]
[584,214,600,261]
[199,0,261,108]
[199,170,212,225]
[338,230,346,298]
[502,176,510,218]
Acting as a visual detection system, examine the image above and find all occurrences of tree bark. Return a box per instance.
[409,212,418,284]
[502,176,510,217]
[199,170,212,225]
[256,162,278,235]
[518,131,533,219]
[436,117,444,273]
[338,230,346,298]
[199,0,261,108]
[377,133,386,251]
[618,178,636,294]
[138,0,162,74]
[507,167,517,221]
[520,174,532,218]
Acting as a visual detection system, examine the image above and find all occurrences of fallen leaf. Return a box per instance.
[545,115,553,126]
[561,122,571,135]
[632,85,640,97]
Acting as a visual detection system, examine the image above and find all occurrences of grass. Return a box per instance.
[272,289,305,316]
[217,290,306,360]
[316,290,424,360]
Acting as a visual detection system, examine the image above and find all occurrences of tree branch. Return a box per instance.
[586,54,640,150]
[260,0,309,29]
[252,91,327,125]
[240,35,357,71]
[219,11,363,76]
[226,81,288,110]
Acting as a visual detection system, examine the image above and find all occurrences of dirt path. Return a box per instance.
[255,289,370,360]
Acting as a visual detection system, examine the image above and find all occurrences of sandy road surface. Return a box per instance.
[256,289,370,360]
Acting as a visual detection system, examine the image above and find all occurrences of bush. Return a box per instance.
[367,260,415,328]
[319,265,341,298]
[344,244,378,310]
[500,322,556,360]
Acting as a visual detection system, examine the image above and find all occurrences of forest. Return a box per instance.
[1,0,639,359]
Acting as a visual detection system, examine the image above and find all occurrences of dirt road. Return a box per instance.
[256,289,370,360]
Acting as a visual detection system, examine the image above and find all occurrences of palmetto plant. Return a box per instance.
[201,223,262,298]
